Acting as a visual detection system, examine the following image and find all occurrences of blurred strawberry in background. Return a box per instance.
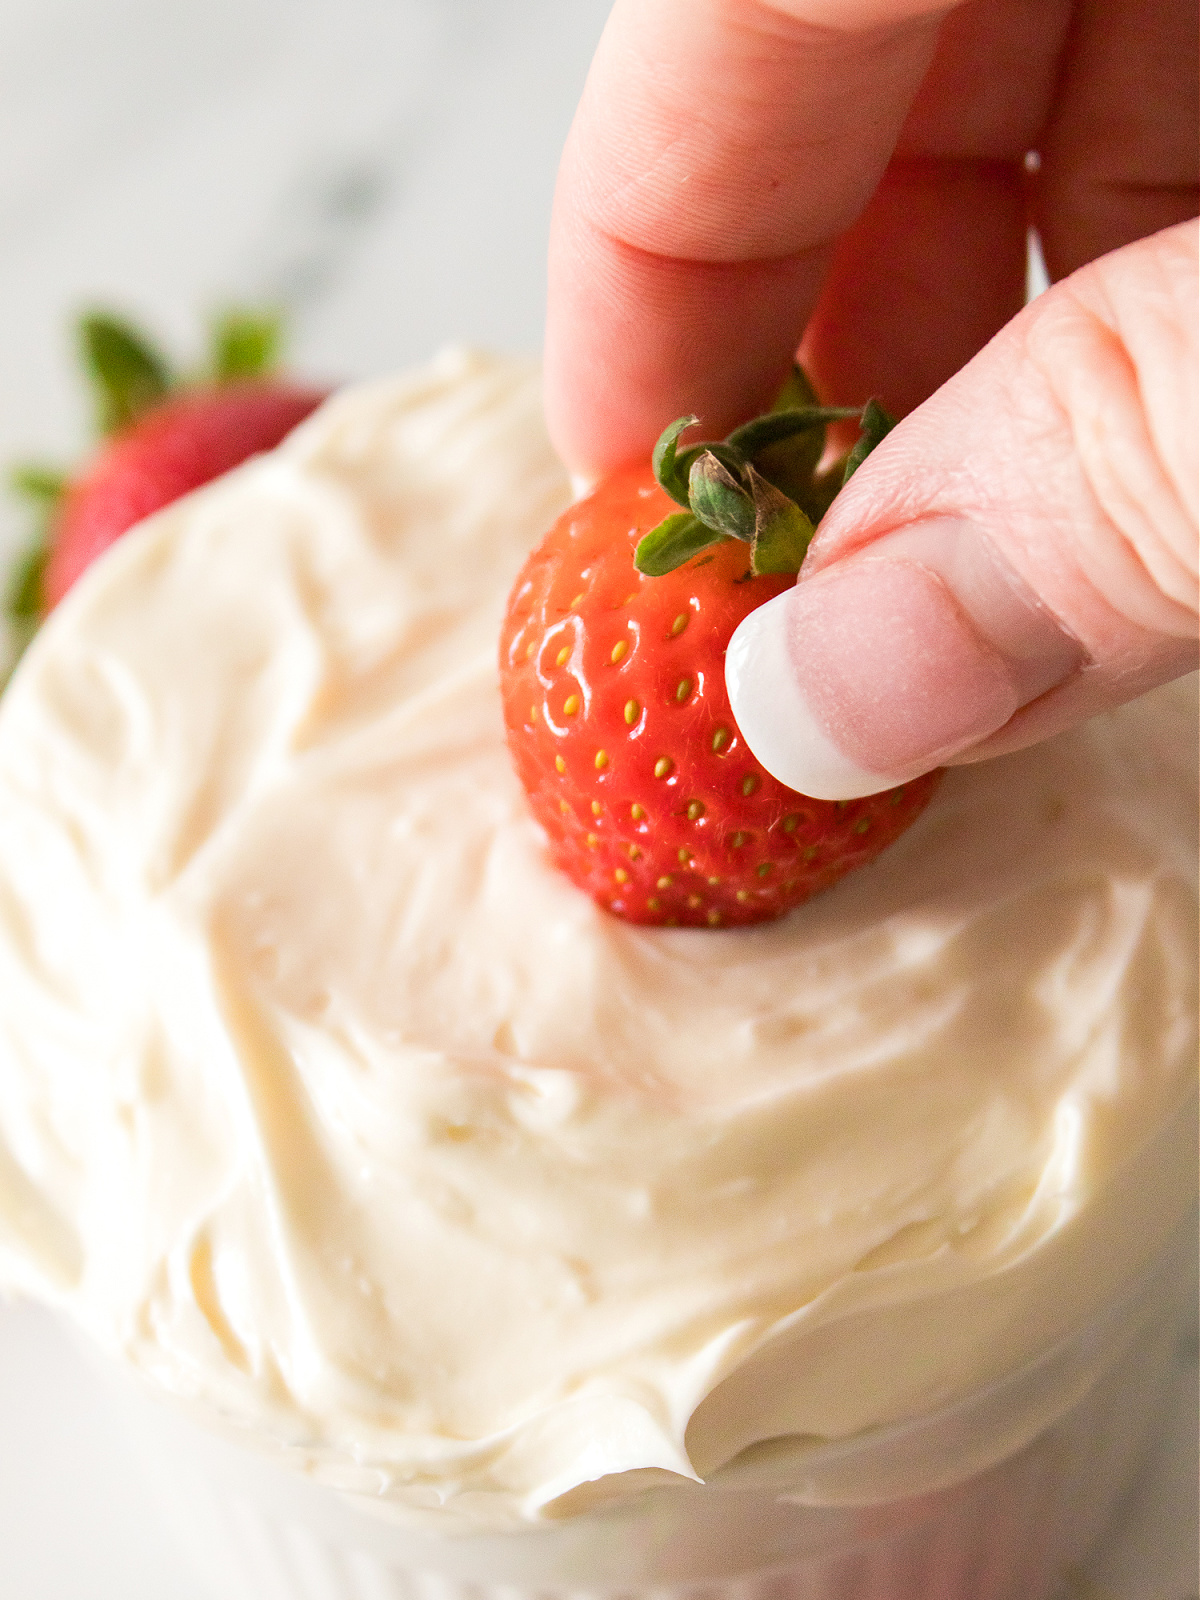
[5,307,326,673]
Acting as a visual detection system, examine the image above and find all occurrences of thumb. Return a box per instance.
[726,220,1198,799]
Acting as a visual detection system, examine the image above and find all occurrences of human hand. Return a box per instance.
[544,0,1198,797]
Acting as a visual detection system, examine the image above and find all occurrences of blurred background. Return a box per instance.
[0,3,1195,1597]
[0,0,609,578]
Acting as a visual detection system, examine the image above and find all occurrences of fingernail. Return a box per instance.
[725,521,1085,800]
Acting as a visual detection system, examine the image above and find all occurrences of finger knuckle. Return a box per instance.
[1027,240,1198,632]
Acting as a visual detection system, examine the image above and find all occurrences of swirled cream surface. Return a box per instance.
[0,349,1195,1528]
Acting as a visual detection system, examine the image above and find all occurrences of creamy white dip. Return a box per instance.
[0,350,1195,1527]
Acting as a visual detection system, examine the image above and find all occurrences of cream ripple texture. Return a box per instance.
[0,349,1195,1531]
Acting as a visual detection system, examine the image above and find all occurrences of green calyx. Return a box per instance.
[3,465,64,675]
[634,367,894,578]
[80,305,285,437]
[81,313,173,436]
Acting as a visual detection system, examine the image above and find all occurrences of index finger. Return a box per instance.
[544,0,953,475]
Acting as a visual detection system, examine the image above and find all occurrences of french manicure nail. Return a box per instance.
[725,522,1086,799]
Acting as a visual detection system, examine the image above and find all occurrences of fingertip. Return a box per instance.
[545,203,813,476]
[726,527,1086,797]
[542,0,946,478]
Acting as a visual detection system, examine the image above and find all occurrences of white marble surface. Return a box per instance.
[0,4,1195,1596]
[0,0,607,567]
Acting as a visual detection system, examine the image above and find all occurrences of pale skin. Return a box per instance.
[544,0,1198,782]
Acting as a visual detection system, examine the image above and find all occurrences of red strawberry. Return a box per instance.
[6,309,326,647]
[43,380,325,607]
[499,376,939,928]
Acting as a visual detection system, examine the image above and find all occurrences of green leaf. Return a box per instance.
[2,529,49,685]
[652,414,702,507]
[634,511,730,576]
[6,536,47,621]
[842,397,896,485]
[725,405,858,461]
[10,463,67,508]
[771,363,820,413]
[4,466,67,672]
[747,466,816,576]
[639,380,891,584]
[799,464,845,524]
[79,312,173,435]
[727,403,858,510]
[210,307,283,381]
[704,440,752,477]
[687,451,756,541]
